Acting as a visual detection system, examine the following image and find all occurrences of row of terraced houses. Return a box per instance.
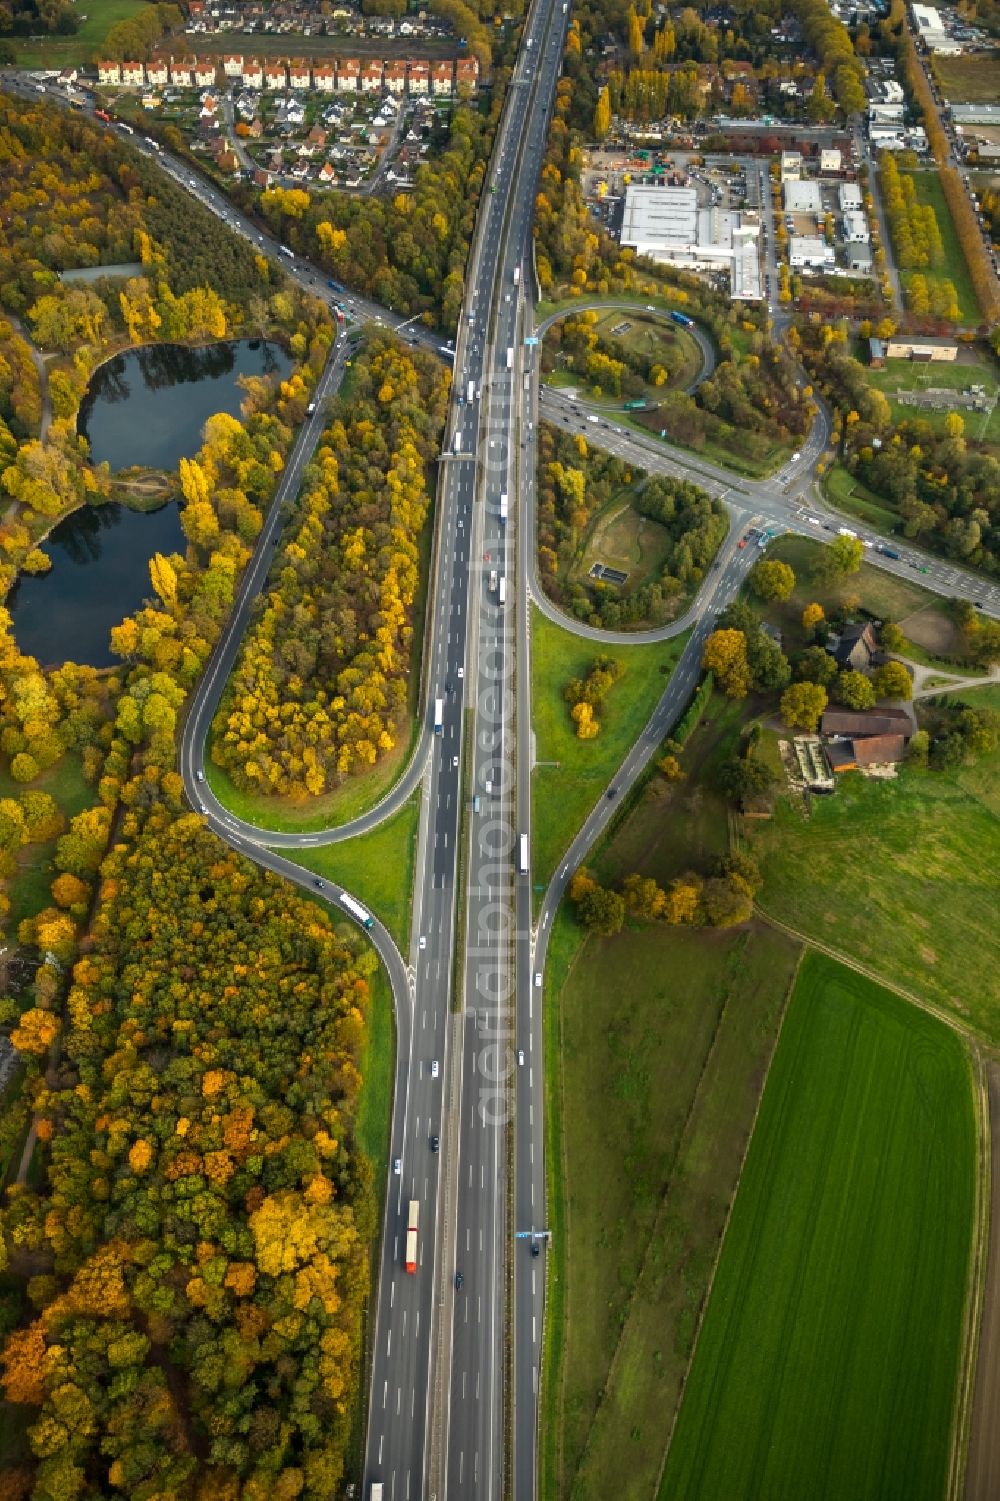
[95,54,480,94]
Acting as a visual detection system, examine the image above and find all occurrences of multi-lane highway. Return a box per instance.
[9,62,1000,1501]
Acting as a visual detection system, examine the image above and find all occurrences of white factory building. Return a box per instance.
[842,210,870,243]
[911,3,962,51]
[839,182,863,213]
[789,236,835,270]
[620,184,761,299]
[783,179,822,215]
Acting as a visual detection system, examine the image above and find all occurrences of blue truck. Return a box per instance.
[670,310,693,328]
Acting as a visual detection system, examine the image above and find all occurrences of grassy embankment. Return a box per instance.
[540,691,801,1501]
[762,532,971,666]
[0,752,94,931]
[661,952,977,1501]
[275,793,420,955]
[910,170,982,326]
[748,683,1000,1039]
[13,0,147,67]
[529,606,687,896]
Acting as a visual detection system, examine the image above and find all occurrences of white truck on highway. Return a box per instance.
[513,266,521,286]
[489,569,499,594]
[498,575,507,605]
[506,347,514,371]
[453,430,462,454]
[499,492,509,524]
[467,379,475,404]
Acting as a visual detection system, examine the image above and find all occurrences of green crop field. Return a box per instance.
[542,917,799,1501]
[661,952,977,1501]
[530,607,686,895]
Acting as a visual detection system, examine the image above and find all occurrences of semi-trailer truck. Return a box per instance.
[434,698,444,734]
[670,310,693,328]
[513,266,521,286]
[498,575,507,605]
[467,379,475,404]
[876,544,900,560]
[499,492,509,524]
[506,347,514,371]
[489,569,498,594]
[453,430,462,454]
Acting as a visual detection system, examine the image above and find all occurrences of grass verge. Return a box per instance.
[543,919,799,1501]
[910,171,982,325]
[1,753,94,932]
[746,735,1000,1040]
[530,608,687,894]
[13,0,147,67]
[660,951,977,1501]
[276,793,420,954]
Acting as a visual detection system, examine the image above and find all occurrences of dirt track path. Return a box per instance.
[964,1062,1000,1501]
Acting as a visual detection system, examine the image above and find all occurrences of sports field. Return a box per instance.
[660,952,977,1501]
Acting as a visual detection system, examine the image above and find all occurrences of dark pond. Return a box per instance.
[78,338,292,471]
[10,339,292,668]
[8,501,186,668]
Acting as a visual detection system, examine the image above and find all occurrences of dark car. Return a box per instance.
[531,1241,541,1257]
[431,1135,439,1153]
[606,787,617,800]
[455,1271,464,1289]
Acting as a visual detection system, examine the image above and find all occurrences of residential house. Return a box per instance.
[826,733,908,771]
[222,53,244,76]
[384,59,406,95]
[455,56,479,90]
[337,58,361,91]
[97,61,122,85]
[242,58,264,89]
[361,60,383,92]
[121,61,145,87]
[314,64,336,92]
[318,160,337,184]
[170,59,195,86]
[218,149,241,175]
[265,62,288,90]
[252,167,273,188]
[146,58,168,86]
[408,59,430,94]
[828,622,880,672]
[820,708,912,738]
[289,59,311,90]
[306,124,327,148]
[430,59,453,95]
[194,60,217,88]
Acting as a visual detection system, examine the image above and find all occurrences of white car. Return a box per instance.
[518,1050,525,1066]
[457,667,464,680]
[534,972,542,987]
[419,935,427,950]
[393,1158,402,1175]
[452,755,459,768]
[431,1060,439,1079]
[196,770,205,782]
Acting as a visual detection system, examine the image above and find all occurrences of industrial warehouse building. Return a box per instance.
[620,183,761,299]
